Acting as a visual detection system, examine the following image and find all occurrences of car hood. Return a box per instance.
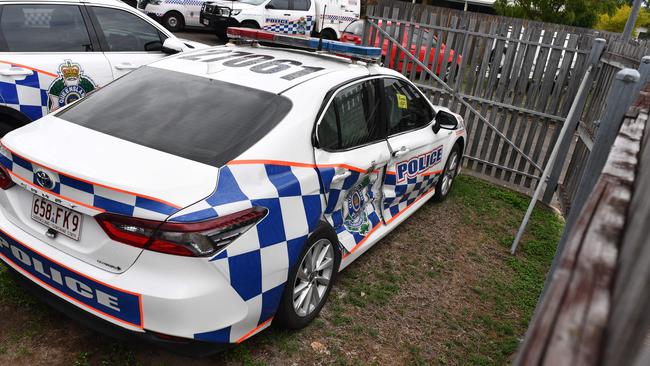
[1,115,219,219]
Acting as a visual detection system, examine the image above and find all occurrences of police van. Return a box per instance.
[0,0,205,135]
[198,0,360,40]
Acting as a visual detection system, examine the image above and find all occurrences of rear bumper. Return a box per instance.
[0,209,252,347]
[4,263,229,356]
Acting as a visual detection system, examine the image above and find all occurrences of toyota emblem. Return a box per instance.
[35,171,55,190]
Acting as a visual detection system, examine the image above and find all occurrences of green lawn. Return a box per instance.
[0,175,564,365]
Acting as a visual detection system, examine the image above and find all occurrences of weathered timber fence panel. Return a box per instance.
[557,41,650,212]
[364,0,614,197]
[514,82,650,366]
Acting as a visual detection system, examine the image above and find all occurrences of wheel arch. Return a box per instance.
[240,19,261,29]
[320,27,339,40]
[0,105,31,126]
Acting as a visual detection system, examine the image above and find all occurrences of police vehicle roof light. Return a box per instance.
[227,27,382,62]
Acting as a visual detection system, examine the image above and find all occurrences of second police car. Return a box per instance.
[0,0,205,136]
[0,29,466,352]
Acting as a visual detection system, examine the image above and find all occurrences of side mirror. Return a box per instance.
[435,111,459,131]
[432,121,440,134]
[161,37,186,54]
[265,3,275,9]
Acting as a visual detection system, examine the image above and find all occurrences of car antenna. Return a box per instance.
[317,5,326,51]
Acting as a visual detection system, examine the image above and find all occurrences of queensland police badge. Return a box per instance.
[47,60,96,112]
[343,175,374,235]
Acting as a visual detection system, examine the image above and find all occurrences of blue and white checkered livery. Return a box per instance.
[0,37,466,353]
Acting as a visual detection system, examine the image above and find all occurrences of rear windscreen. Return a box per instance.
[58,66,293,167]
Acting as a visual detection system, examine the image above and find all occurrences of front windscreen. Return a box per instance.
[58,66,292,167]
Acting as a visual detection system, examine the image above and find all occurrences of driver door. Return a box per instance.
[381,78,447,223]
[314,79,391,253]
[87,5,169,78]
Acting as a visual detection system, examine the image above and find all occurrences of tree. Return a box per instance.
[595,4,650,33]
[494,0,620,28]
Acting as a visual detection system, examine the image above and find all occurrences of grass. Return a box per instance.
[0,175,563,365]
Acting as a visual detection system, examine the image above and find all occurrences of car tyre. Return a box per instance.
[0,117,22,137]
[163,11,184,32]
[240,20,260,29]
[433,144,460,202]
[320,28,337,40]
[275,222,340,330]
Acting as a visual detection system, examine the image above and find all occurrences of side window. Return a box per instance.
[0,5,92,52]
[317,80,384,150]
[267,0,290,10]
[292,0,311,11]
[383,78,435,135]
[90,7,164,52]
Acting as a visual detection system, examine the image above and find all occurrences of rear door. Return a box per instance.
[86,5,170,79]
[381,77,446,223]
[0,3,113,120]
[313,78,391,253]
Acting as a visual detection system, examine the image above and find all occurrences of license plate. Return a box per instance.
[31,196,83,241]
[202,19,209,25]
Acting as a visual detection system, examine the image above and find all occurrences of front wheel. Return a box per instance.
[275,223,340,329]
[433,145,460,202]
[162,11,184,32]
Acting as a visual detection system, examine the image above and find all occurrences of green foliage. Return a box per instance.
[595,4,650,33]
[494,0,619,28]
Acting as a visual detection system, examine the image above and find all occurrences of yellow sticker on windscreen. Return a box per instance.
[397,94,408,109]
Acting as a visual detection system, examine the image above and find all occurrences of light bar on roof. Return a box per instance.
[227,27,382,61]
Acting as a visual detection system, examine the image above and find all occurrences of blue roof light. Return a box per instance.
[227,27,382,62]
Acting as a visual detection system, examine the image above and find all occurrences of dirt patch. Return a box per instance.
[0,175,563,365]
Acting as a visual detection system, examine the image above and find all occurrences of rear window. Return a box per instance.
[58,67,292,167]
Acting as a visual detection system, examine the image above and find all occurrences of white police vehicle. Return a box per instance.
[0,29,465,353]
[0,0,205,135]
[199,0,360,40]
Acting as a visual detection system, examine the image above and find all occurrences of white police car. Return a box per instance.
[0,0,205,135]
[0,29,466,353]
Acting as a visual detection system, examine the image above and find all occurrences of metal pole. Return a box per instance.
[510,39,606,255]
[623,0,644,41]
[541,40,607,204]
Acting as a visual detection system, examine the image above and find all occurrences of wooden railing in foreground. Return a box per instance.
[514,82,650,365]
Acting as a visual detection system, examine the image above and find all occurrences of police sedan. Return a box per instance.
[0,29,466,353]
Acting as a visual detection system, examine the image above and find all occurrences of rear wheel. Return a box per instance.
[240,20,260,29]
[162,11,184,32]
[275,223,340,329]
[320,28,337,40]
[0,116,23,137]
[433,145,460,202]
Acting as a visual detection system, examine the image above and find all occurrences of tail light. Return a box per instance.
[96,207,267,257]
[0,165,14,190]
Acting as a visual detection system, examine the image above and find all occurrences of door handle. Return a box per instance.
[332,171,351,183]
[392,146,411,158]
[115,63,139,70]
[283,13,291,16]
[0,67,33,77]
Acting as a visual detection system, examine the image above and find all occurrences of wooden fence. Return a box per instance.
[362,0,646,207]
[514,80,650,366]
[558,40,650,211]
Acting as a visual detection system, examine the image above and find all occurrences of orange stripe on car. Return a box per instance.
[2,144,182,209]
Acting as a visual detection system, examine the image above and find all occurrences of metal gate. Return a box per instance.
[362,1,615,202]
